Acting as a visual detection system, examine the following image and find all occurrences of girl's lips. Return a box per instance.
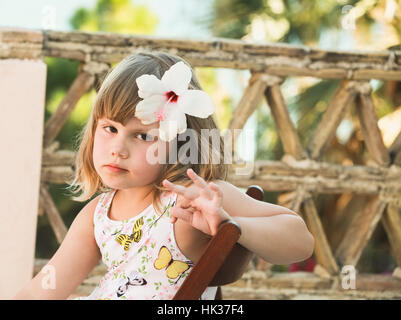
[105,165,127,173]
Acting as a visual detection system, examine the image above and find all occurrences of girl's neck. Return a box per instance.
[115,186,155,210]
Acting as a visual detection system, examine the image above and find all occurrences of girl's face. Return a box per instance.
[93,116,167,190]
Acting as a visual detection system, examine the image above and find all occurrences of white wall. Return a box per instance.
[0,59,46,299]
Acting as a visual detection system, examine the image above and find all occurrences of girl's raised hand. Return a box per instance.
[162,169,231,236]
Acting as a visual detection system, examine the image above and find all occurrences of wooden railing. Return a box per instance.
[2,27,401,294]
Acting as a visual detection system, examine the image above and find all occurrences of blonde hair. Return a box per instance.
[66,51,229,215]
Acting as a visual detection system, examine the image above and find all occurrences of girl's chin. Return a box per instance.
[99,175,125,188]
[100,177,139,190]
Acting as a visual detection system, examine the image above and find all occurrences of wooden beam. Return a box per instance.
[307,80,359,160]
[335,196,387,267]
[301,195,339,275]
[39,30,401,81]
[355,90,391,166]
[39,185,68,244]
[226,73,271,150]
[264,75,313,257]
[228,73,270,131]
[381,203,401,268]
[227,159,401,195]
[0,28,43,60]
[42,149,75,166]
[43,70,94,148]
[277,187,305,213]
[39,150,401,193]
[264,83,307,160]
[3,29,401,80]
[41,166,75,185]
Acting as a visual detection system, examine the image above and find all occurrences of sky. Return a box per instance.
[0,0,213,37]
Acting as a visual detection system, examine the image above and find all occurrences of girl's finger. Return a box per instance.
[209,182,223,204]
[176,196,192,209]
[162,179,197,201]
[187,169,212,199]
[170,206,193,224]
[176,199,195,212]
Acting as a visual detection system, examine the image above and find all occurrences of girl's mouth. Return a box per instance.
[105,165,127,173]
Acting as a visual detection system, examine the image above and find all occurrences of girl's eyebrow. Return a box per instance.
[99,119,151,133]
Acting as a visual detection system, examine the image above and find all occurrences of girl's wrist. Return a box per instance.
[216,208,232,228]
[218,208,231,221]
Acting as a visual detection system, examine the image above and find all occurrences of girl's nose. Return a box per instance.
[111,149,128,159]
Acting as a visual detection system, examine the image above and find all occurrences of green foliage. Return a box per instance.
[45,57,79,102]
[271,264,289,272]
[69,0,158,34]
[211,0,266,38]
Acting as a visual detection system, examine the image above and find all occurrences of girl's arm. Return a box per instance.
[215,180,315,265]
[13,195,102,300]
[163,170,314,266]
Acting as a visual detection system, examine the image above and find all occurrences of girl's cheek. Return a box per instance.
[147,141,168,164]
[94,132,109,152]
[141,145,155,167]
[92,134,107,168]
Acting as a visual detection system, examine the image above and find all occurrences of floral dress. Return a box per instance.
[75,189,217,300]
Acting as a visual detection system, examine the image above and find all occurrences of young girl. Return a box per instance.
[14,51,314,300]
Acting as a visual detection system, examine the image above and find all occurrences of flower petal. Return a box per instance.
[177,90,215,118]
[136,74,166,99]
[158,108,187,142]
[135,94,166,124]
[161,61,192,96]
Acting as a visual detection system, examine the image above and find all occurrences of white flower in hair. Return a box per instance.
[135,61,215,142]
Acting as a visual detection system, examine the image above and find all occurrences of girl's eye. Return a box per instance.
[136,133,154,142]
[102,125,154,142]
[104,125,117,133]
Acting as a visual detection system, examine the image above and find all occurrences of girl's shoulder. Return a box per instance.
[74,192,105,228]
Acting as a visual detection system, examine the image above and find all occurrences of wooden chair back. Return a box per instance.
[173,185,264,300]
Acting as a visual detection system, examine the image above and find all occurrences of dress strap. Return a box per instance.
[164,190,178,206]
[94,189,117,223]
